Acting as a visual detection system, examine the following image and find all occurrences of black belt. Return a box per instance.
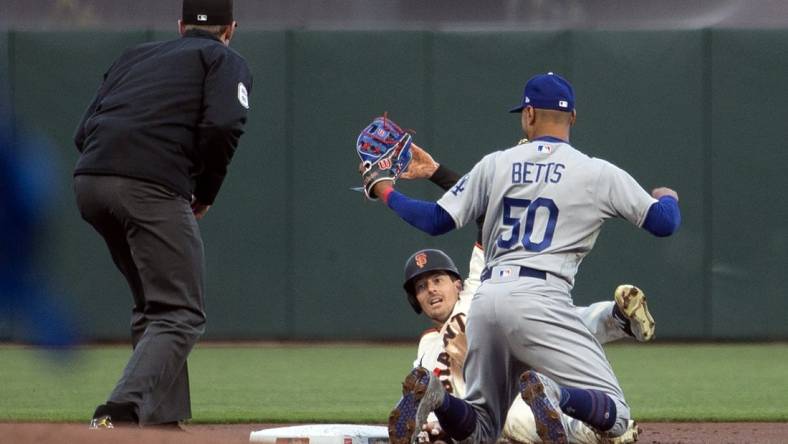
[480,266,547,282]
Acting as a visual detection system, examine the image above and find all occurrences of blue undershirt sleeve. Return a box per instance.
[642,196,681,237]
[387,190,456,236]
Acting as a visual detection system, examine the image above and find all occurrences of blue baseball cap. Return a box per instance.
[509,72,575,113]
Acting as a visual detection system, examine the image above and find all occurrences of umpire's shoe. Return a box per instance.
[88,416,114,429]
[613,284,656,342]
[520,370,568,444]
[388,366,446,444]
[89,402,138,429]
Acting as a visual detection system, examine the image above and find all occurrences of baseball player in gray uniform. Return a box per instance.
[401,247,645,444]
[368,72,680,443]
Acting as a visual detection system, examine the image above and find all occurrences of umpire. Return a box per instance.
[73,0,252,429]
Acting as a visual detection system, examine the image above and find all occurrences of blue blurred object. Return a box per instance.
[0,101,80,348]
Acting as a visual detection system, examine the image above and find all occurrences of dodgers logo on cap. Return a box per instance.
[509,72,575,113]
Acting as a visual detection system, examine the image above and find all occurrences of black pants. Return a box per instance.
[74,174,206,425]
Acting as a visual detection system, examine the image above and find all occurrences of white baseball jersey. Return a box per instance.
[413,246,479,395]
[438,139,656,285]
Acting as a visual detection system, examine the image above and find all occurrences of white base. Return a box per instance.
[249,424,389,444]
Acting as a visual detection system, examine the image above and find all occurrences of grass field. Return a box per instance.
[0,342,786,423]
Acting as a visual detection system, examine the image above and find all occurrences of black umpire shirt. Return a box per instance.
[74,29,252,205]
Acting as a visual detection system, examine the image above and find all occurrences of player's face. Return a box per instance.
[413,271,462,324]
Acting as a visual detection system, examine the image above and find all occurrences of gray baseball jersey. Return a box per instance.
[438,139,656,286]
[414,245,631,444]
[435,139,655,441]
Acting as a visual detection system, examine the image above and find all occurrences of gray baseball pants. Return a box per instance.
[460,267,630,442]
[74,175,206,425]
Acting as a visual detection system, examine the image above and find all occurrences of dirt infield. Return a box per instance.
[1,422,787,443]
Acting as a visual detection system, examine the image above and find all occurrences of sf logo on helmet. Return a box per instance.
[415,252,428,268]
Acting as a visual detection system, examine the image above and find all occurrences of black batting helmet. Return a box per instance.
[403,249,462,314]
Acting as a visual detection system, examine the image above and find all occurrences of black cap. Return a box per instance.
[182,0,234,26]
[402,249,461,314]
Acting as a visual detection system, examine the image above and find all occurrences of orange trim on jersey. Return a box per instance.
[474,242,484,250]
[419,327,439,338]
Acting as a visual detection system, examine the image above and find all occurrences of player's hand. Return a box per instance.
[358,160,395,200]
[191,201,211,220]
[371,181,393,199]
[401,143,440,180]
[417,421,449,443]
[651,187,678,201]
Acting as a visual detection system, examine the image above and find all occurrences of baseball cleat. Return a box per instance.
[412,368,448,444]
[614,285,655,342]
[604,419,640,443]
[89,415,114,429]
[520,370,568,444]
[565,417,607,444]
[388,367,433,444]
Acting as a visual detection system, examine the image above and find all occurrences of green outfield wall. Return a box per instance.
[1,29,785,341]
